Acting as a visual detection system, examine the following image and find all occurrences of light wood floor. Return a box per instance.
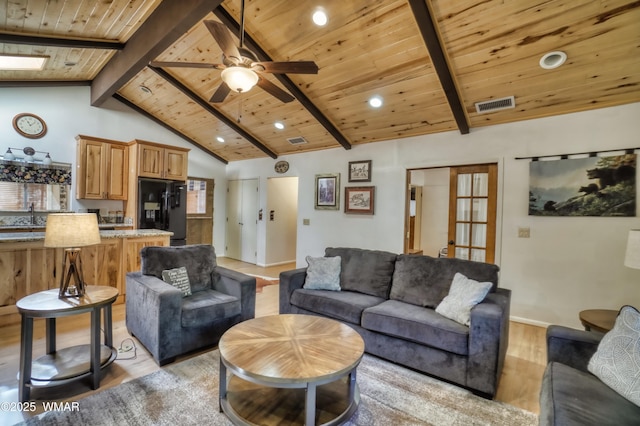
[0,258,546,424]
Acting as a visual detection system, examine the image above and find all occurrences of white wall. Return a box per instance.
[227,102,640,328]
[0,86,228,246]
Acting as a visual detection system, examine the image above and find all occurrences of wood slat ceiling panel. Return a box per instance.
[224,0,456,144]
[118,67,268,162]
[1,0,162,41]
[430,0,640,128]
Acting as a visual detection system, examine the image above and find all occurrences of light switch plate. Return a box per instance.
[518,227,530,238]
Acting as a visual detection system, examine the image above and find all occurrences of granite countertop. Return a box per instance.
[0,229,173,243]
[0,224,133,231]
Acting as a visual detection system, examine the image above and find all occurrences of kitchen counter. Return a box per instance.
[0,229,173,243]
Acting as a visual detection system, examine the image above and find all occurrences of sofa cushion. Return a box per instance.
[181,289,240,328]
[325,247,397,298]
[540,362,640,426]
[435,273,492,326]
[362,300,470,355]
[588,305,640,407]
[303,255,341,291]
[389,255,500,308]
[290,288,385,325]
[142,245,217,293]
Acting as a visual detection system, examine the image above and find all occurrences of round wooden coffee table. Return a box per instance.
[218,314,365,426]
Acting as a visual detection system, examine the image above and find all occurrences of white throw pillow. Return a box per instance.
[303,256,341,291]
[162,266,192,297]
[588,305,640,407]
[435,272,492,326]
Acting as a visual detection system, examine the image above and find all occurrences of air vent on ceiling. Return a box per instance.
[287,136,308,145]
[474,96,515,114]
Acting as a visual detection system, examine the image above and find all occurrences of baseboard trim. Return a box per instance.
[510,316,550,329]
[257,260,296,268]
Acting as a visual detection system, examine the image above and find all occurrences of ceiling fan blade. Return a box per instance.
[204,20,242,64]
[256,77,295,103]
[150,61,224,70]
[253,61,319,74]
[209,82,231,103]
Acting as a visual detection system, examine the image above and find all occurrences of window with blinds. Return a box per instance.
[0,182,68,211]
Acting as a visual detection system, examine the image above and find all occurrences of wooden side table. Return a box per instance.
[579,309,618,333]
[16,285,119,401]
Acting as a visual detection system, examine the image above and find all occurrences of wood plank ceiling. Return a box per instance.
[1,1,639,164]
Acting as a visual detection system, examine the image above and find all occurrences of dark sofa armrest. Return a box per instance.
[125,272,182,361]
[279,268,307,313]
[546,325,602,373]
[214,266,256,321]
[467,288,511,397]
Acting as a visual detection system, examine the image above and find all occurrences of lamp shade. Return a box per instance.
[221,66,259,93]
[624,229,640,270]
[44,213,101,248]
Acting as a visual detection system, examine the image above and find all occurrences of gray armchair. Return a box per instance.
[126,244,256,365]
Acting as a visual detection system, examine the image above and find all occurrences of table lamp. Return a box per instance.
[44,213,101,298]
[624,229,640,270]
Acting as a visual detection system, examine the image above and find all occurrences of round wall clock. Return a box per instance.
[274,160,289,174]
[13,113,47,139]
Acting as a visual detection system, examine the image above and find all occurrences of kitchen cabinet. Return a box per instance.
[136,141,189,181]
[76,135,129,200]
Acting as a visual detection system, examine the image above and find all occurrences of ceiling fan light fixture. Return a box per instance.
[221,66,259,93]
[312,9,328,26]
[539,51,567,70]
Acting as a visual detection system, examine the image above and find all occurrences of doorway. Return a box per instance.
[405,164,498,263]
[186,177,214,245]
[226,179,258,263]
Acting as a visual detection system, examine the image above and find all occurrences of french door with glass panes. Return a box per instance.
[447,164,497,263]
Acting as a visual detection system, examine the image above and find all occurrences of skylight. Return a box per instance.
[0,55,48,70]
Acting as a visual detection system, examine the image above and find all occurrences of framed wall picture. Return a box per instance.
[348,160,372,182]
[345,186,375,215]
[315,173,340,210]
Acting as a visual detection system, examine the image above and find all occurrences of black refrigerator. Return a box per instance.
[138,178,187,246]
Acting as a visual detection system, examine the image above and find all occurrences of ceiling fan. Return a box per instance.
[150,1,318,104]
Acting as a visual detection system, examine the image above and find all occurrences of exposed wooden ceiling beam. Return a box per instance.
[148,66,277,159]
[213,7,352,151]
[112,93,229,165]
[91,0,223,107]
[0,33,123,50]
[408,0,469,135]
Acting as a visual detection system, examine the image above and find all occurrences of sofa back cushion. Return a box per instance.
[390,255,499,308]
[141,244,217,293]
[325,247,397,298]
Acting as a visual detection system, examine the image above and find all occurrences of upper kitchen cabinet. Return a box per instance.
[76,135,129,200]
[135,141,189,181]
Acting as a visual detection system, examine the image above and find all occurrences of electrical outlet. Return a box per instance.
[518,227,530,238]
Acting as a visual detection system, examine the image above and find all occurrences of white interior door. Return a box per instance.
[225,179,258,263]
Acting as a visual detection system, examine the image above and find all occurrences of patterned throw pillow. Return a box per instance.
[161,266,192,297]
[303,256,341,291]
[435,272,492,326]
[588,305,640,407]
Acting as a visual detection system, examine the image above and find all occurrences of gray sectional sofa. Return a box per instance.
[279,247,511,398]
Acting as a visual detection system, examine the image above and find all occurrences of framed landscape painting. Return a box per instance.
[345,186,375,215]
[348,160,372,182]
[529,153,636,216]
[315,173,340,210]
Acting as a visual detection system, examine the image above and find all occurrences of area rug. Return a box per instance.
[19,350,537,426]
[249,274,279,293]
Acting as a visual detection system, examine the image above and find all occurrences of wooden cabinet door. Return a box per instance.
[164,149,188,181]
[106,143,128,200]
[137,144,164,179]
[77,139,106,199]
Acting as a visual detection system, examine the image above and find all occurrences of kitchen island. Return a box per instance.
[0,229,172,326]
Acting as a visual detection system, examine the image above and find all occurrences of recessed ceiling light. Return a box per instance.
[312,9,328,26]
[368,96,383,108]
[216,136,225,143]
[64,61,77,67]
[0,54,47,70]
[139,85,152,94]
[539,51,567,70]
[274,121,285,130]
